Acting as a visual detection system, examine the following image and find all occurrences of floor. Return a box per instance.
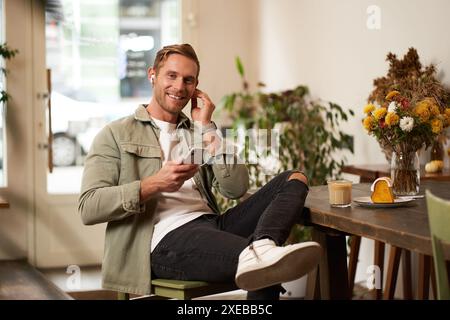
[0,260,376,300]
[0,260,72,300]
[40,265,250,300]
[39,265,373,300]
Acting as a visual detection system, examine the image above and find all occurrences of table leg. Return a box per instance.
[373,241,385,300]
[430,259,437,299]
[348,235,361,294]
[383,245,402,300]
[305,266,320,300]
[402,250,413,300]
[418,254,431,299]
[310,227,350,300]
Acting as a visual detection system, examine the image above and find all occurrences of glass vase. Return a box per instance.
[390,148,420,196]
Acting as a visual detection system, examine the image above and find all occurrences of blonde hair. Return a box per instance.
[153,43,200,77]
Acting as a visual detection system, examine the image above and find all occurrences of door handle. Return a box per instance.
[37,70,53,172]
[38,143,49,150]
[46,69,53,173]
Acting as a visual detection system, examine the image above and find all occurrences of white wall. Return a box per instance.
[256,0,450,165]
[255,0,450,298]
[0,0,35,260]
[181,0,259,125]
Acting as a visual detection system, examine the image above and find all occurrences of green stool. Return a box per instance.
[426,190,450,300]
[118,279,238,300]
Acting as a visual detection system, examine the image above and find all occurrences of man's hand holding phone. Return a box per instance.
[140,161,198,201]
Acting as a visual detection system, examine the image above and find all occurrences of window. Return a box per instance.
[45,0,180,193]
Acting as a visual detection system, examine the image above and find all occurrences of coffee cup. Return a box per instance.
[327,180,352,208]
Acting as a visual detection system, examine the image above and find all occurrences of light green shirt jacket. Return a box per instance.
[78,105,249,295]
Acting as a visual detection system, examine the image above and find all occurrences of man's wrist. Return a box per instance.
[139,176,160,202]
[194,121,217,134]
[201,121,217,134]
[203,130,221,155]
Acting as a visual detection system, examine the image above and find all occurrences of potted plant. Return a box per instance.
[214,57,354,297]
[216,56,353,202]
[366,48,450,163]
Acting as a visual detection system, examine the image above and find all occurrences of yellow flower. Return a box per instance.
[431,118,443,134]
[429,103,440,117]
[443,114,450,127]
[414,101,430,122]
[385,112,399,127]
[363,103,376,114]
[373,108,387,120]
[445,108,450,118]
[385,90,400,101]
[443,108,450,127]
[363,116,375,131]
[441,111,450,127]
[421,97,434,106]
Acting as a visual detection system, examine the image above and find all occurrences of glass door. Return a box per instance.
[32,0,180,267]
[46,0,180,193]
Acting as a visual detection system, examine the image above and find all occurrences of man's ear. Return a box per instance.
[148,67,156,82]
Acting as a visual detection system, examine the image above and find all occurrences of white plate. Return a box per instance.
[353,196,415,208]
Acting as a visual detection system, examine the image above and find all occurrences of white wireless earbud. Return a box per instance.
[151,75,155,83]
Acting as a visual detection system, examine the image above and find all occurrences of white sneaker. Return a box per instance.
[235,239,321,291]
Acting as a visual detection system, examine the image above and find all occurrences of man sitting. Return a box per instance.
[78,43,321,299]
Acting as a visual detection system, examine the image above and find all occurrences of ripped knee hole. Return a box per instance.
[288,172,308,185]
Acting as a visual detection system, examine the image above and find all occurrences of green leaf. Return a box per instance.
[235,56,245,77]
[222,93,236,112]
[0,43,19,59]
[0,90,9,103]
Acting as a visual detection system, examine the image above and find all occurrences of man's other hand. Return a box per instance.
[190,89,215,125]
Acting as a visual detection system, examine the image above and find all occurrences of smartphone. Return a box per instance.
[191,97,197,109]
[181,147,204,165]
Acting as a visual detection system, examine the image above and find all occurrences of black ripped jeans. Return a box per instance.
[151,170,309,300]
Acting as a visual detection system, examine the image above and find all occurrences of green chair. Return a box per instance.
[118,279,238,300]
[426,190,450,300]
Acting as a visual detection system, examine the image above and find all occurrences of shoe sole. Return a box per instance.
[235,242,321,291]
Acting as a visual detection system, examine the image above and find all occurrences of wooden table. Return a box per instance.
[0,195,9,208]
[343,164,450,183]
[304,180,450,299]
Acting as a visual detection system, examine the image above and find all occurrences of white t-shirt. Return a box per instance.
[150,118,213,252]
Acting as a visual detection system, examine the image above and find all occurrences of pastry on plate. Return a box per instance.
[370,177,395,203]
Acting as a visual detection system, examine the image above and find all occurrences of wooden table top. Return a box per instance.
[305,180,450,259]
[0,195,9,208]
[343,164,450,181]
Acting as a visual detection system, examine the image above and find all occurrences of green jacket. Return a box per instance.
[78,105,249,295]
